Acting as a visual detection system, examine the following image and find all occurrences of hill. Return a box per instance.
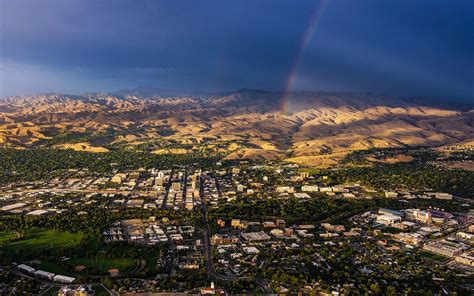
[0,90,472,167]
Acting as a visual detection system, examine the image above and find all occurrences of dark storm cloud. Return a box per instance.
[0,0,472,99]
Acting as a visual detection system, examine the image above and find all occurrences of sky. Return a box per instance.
[0,0,473,100]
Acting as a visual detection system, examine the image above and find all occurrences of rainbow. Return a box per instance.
[280,0,327,115]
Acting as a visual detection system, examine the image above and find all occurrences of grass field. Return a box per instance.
[70,257,136,273]
[0,229,84,252]
[0,231,16,244]
[36,260,75,276]
[93,284,112,296]
[419,250,449,262]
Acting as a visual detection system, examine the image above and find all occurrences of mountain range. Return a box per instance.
[1,88,472,167]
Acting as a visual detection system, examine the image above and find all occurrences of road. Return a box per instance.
[200,175,274,294]
[3,187,159,198]
[200,177,238,281]
[162,168,175,208]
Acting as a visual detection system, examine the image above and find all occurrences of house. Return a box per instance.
[231,219,241,228]
[217,219,226,227]
[276,219,286,228]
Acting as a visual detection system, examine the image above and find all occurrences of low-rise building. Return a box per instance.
[457,232,474,240]
[301,185,319,192]
[241,231,270,242]
[423,240,465,257]
[455,253,474,266]
[294,192,311,199]
[376,213,402,226]
[58,285,94,296]
[53,274,76,283]
[18,264,35,274]
[321,223,345,232]
[276,219,286,228]
[384,191,398,198]
[379,208,403,217]
[211,234,239,245]
[435,192,452,200]
[35,270,55,281]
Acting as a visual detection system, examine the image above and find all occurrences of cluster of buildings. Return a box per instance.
[0,167,207,215]
[57,285,94,296]
[0,162,463,220]
[211,163,462,203]
[17,264,75,284]
[210,218,324,276]
[351,207,474,268]
[383,191,453,200]
[1,161,472,295]
[103,217,196,246]
[104,218,168,245]
[165,170,201,210]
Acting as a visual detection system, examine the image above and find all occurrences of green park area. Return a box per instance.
[0,227,157,278]
[419,250,450,262]
[0,229,84,252]
[0,231,16,244]
[70,257,137,273]
[36,260,75,276]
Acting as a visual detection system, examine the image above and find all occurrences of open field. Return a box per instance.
[36,260,75,276]
[419,251,450,262]
[0,229,84,252]
[0,231,16,244]
[70,257,136,273]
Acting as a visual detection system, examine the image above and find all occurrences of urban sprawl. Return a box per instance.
[0,161,472,295]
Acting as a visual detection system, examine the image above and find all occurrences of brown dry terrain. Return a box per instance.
[444,161,474,172]
[0,89,473,167]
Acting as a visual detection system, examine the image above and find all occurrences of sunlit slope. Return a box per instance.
[0,90,472,167]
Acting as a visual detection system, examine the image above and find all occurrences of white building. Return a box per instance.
[376,213,401,226]
[35,270,55,281]
[294,192,310,199]
[435,192,453,200]
[53,274,76,283]
[18,264,35,274]
[384,191,398,198]
[276,186,294,193]
[301,185,319,192]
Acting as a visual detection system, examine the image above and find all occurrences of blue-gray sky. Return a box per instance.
[0,0,473,99]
